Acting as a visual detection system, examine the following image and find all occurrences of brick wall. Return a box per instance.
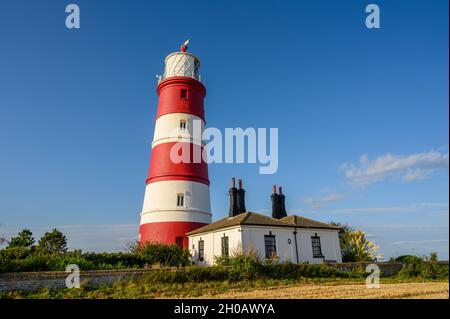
[0,269,151,293]
[331,262,403,275]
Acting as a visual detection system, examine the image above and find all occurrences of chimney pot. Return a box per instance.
[238,179,243,189]
[231,178,236,188]
[279,186,283,195]
[273,184,277,194]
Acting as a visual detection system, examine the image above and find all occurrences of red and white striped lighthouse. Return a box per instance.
[139,42,212,248]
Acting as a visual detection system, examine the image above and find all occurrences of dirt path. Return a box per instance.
[202,282,449,299]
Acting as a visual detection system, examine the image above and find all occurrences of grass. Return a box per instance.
[1,276,448,299]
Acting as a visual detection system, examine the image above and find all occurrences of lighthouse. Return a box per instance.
[139,41,212,248]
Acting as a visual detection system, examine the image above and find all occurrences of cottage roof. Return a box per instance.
[186,212,340,236]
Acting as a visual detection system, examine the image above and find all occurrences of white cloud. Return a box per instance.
[302,192,346,209]
[391,239,448,246]
[340,150,449,187]
[330,202,449,215]
[403,169,431,181]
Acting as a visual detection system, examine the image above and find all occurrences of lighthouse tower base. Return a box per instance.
[139,221,208,248]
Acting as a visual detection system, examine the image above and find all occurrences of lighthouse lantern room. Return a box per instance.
[139,41,212,248]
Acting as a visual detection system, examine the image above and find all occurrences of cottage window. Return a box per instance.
[311,236,323,258]
[264,235,276,258]
[221,236,229,257]
[180,89,188,99]
[198,240,204,261]
[179,120,187,130]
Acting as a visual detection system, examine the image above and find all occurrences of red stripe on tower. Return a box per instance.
[139,42,212,248]
[146,142,209,185]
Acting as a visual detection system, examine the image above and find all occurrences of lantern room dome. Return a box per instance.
[162,52,201,81]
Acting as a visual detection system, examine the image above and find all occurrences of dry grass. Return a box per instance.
[3,278,448,299]
[201,281,449,299]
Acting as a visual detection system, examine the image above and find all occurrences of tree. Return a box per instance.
[7,229,35,248]
[428,252,438,262]
[393,255,423,263]
[0,223,6,246]
[330,222,381,262]
[37,229,68,254]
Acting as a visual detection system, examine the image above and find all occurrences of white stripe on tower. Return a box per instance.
[152,113,205,147]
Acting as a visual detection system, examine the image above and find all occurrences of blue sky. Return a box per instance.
[0,0,448,259]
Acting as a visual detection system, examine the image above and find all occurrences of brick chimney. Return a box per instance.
[278,186,287,218]
[271,184,281,219]
[228,178,239,217]
[237,179,246,214]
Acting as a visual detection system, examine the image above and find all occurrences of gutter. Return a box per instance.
[293,227,299,264]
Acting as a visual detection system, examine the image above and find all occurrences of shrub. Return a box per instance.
[17,254,50,272]
[81,252,145,269]
[215,253,263,280]
[393,255,424,264]
[397,254,448,280]
[135,243,190,267]
[216,254,350,281]
[346,265,367,278]
[0,246,32,260]
[137,266,230,284]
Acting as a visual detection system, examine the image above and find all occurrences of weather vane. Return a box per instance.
[180,39,189,52]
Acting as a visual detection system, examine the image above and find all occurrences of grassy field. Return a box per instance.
[2,277,448,299]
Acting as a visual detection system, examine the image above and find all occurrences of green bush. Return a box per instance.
[135,243,190,267]
[216,255,262,280]
[397,260,448,280]
[393,255,424,263]
[395,253,448,280]
[140,266,231,283]
[0,242,191,273]
[135,262,353,284]
[81,252,145,269]
[215,255,351,281]
[346,265,367,278]
[18,254,50,272]
[46,254,96,271]
[0,247,32,260]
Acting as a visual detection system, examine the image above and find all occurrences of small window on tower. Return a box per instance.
[180,89,188,99]
[176,194,184,207]
[180,120,187,130]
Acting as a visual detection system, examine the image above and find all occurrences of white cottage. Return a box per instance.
[187,180,342,265]
[187,212,342,265]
